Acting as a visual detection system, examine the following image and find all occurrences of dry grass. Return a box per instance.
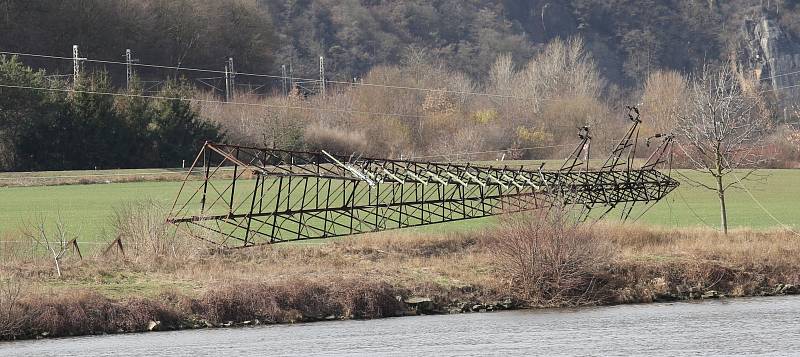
[592,223,800,303]
[110,200,199,259]
[599,222,800,267]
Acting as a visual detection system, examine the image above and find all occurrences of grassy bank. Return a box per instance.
[2,221,799,340]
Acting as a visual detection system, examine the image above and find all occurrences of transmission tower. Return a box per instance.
[281,64,288,96]
[289,62,295,92]
[224,57,235,102]
[124,49,139,91]
[319,56,325,98]
[167,107,680,248]
[72,45,85,88]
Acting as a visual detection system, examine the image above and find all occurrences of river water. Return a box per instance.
[3,295,800,356]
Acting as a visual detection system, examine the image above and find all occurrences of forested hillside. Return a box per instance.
[2,0,799,84]
[1,0,799,171]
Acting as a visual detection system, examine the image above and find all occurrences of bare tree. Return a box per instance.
[677,62,768,234]
[641,70,690,135]
[22,215,79,278]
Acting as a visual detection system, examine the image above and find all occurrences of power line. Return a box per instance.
[0,168,236,181]
[676,188,716,229]
[0,83,432,119]
[725,161,800,237]
[760,68,800,82]
[11,49,800,102]
[0,50,288,80]
[404,143,576,160]
[0,50,570,102]
[9,49,800,105]
[760,82,800,94]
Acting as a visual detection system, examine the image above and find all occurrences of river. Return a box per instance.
[3,295,800,356]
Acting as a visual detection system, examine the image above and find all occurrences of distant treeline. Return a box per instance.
[0,56,222,171]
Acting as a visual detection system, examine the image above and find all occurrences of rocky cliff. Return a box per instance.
[742,15,800,105]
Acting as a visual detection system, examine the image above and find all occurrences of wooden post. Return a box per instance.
[103,236,125,257]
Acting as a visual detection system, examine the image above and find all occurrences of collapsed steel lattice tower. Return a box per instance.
[168,107,679,247]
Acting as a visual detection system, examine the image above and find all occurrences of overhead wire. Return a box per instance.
[404,143,575,160]
[676,188,716,229]
[759,68,800,82]
[7,49,800,101]
[725,160,800,237]
[5,48,800,124]
[0,168,233,181]
[0,50,575,102]
[0,83,432,119]
[672,138,797,232]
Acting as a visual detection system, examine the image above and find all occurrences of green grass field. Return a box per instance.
[1,169,798,244]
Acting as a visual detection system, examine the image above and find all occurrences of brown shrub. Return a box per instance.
[197,282,303,324]
[487,209,613,306]
[330,280,404,319]
[32,292,121,336]
[196,279,404,324]
[117,298,183,331]
[303,122,369,155]
[20,290,181,338]
[764,125,800,168]
[0,279,30,339]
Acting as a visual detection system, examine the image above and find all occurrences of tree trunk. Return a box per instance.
[53,257,62,278]
[716,174,728,234]
[714,139,728,234]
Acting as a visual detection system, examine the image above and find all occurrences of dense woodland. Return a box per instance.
[1,0,799,170]
[5,0,800,83]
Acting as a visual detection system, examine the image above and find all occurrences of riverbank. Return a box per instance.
[6,295,800,356]
[2,222,799,340]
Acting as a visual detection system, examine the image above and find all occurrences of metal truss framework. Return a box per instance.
[167,107,679,247]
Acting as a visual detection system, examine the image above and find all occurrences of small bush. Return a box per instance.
[488,208,613,306]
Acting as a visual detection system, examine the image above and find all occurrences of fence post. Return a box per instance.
[103,236,125,257]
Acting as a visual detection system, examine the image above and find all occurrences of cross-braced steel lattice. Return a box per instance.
[167,107,679,247]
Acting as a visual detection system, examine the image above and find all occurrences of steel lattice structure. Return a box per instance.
[167,107,679,247]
